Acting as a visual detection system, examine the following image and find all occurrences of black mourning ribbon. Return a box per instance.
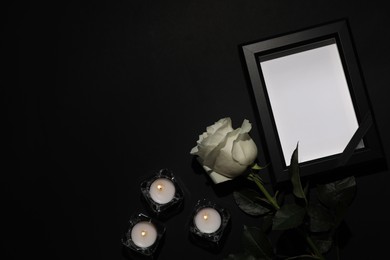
[337,111,373,167]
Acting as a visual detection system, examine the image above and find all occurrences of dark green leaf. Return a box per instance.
[272,204,306,230]
[317,176,356,209]
[310,231,334,255]
[289,143,307,204]
[224,252,258,260]
[312,239,333,254]
[276,190,286,206]
[234,189,272,216]
[285,255,322,260]
[303,181,310,197]
[307,204,334,232]
[261,214,274,232]
[242,225,274,259]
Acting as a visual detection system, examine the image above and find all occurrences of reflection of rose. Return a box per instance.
[190,117,258,184]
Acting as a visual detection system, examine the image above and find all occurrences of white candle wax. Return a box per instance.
[149,178,175,204]
[131,221,157,248]
[194,207,222,234]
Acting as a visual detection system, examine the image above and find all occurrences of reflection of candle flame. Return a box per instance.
[203,214,208,220]
[141,230,147,237]
[157,184,163,191]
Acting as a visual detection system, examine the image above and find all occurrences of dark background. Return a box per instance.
[4,0,390,259]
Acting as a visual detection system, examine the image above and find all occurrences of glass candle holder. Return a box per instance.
[188,199,231,250]
[122,213,166,258]
[140,169,184,217]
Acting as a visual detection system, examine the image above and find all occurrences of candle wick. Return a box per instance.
[157,184,163,191]
[141,230,147,237]
[203,214,208,220]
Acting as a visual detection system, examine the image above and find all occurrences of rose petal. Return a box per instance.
[203,128,238,169]
[240,119,252,133]
[232,134,258,166]
[206,128,248,178]
[201,164,232,184]
[190,132,209,155]
[213,152,248,178]
[197,132,209,144]
[202,118,233,147]
[195,118,233,159]
[190,117,258,183]
[206,117,230,135]
[190,146,199,155]
[231,119,258,165]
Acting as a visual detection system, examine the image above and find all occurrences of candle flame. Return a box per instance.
[203,214,208,220]
[157,184,163,191]
[141,230,147,237]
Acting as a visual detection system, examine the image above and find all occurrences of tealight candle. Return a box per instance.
[131,221,158,248]
[149,178,176,204]
[194,207,222,234]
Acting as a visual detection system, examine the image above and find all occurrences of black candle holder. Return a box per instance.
[122,213,166,258]
[188,199,231,251]
[140,169,184,218]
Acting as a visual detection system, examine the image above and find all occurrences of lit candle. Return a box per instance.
[194,207,222,234]
[131,221,158,248]
[149,178,176,204]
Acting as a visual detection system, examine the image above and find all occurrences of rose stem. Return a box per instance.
[248,172,280,211]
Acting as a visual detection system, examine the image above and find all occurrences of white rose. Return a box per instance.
[190,117,258,184]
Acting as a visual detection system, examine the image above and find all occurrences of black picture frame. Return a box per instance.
[240,19,386,185]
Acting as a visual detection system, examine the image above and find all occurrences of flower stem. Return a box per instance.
[249,173,280,210]
[298,229,325,260]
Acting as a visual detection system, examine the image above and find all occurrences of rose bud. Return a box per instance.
[190,117,258,184]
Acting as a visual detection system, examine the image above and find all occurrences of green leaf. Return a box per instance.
[317,176,356,209]
[303,181,310,197]
[252,163,266,171]
[234,189,272,216]
[317,176,357,228]
[224,252,258,260]
[261,214,274,232]
[307,204,334,232]
[312,239,333,254]
[289,143,307,204]
[285,255,322,260]
[242,226,274,259]
[272,204,306,230]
